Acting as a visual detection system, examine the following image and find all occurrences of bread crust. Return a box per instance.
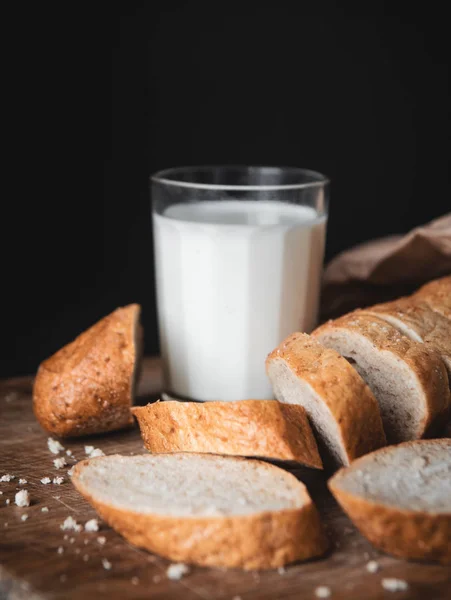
[413,276,451,320]
[329,440,451,564]
[266,333,386,465]
[71,454,329,570]
[360,298,451,374]
[33,305,141,437]
[314,314,450,439]
[132,400,322,469]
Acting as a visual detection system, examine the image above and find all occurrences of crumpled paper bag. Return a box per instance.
[320,213,451,320]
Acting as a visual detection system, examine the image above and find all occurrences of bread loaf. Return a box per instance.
[313,313,450,443]
[329,439,451,564]
[72,453,329,570]
[33,305,142,437]
[133,399,322,468]
[266,333,386,466]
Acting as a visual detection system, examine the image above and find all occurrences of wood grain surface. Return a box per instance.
[0,358,449,600]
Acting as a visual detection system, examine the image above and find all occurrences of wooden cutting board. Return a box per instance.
[0,358,449,600]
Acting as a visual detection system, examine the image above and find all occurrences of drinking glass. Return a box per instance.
[151,166,329,402]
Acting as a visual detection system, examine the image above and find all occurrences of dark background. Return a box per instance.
[2,4,449,378]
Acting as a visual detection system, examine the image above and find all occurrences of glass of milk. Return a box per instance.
[151,166,329,402]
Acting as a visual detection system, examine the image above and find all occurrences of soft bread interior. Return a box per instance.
[333,440,451,513]
[267,359,349,466]
[73,454,308,517]
[315,329,426,443]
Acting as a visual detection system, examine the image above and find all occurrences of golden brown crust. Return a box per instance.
[359,298,451,375]
[132,400,322,469]
[314,314,450,438]
[266,333,386,464]
[71,455,329,570]
[413,276,451,320]
[33,305,141,437]
[329,440,451,564]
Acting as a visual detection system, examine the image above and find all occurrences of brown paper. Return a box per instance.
[320,213,451,320]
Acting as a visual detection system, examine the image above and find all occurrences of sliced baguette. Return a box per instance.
[132,400,322,469]
[359,297,451,378]
[71,453,328,570]
[413,275,451,320]
[329,439,451,564]
[265,333,386,467]
[313,314,450,443]
[33,304,143,437]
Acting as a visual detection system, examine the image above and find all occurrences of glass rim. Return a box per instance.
[150,165,329,191]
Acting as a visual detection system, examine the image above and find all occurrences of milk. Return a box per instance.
[153,200,326,401]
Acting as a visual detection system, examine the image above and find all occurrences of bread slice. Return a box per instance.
[71,453,328,570]
[360,298,451,378]
[265,333,386,467]
[413,276,451,320]
[33,304,143,437]
[329,439,451,564]
[132,400,322,469]
[313,314,450,443]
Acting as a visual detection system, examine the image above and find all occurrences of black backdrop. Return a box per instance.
[2,4,449,378]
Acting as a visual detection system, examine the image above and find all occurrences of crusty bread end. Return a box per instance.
[33,304,142,437]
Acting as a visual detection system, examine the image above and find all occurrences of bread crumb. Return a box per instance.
[97,536,106,545]
[66,450,73,457]
[4,522,8,526]
[84,539,89,545]
[67,467,75,477]
[102,558,112,570]
[83,554,89,562]
[0,491,2,495]
[53,477,64,485]
[61,516,81,531]
[131,577,139,585]
[41,507,49,512]
[166,563,190,580]
[18,479,27,485]
[152,575,161,583]
[315,586,331,598]
[53,457,67,469]
[366,560,380,573]
[15,490,30,507]
[60,574,67,583]
[232,597,242,600]
[89,448,105,458]
[5,499,10,505]
[1,474,15,482]
[278,566,286,575]
[85,446,105,458]
[64,534,69,540]
[382,578,408,592]
[48,438,64,454]
[57,546,64,555]
[84,518,99,532]
[75,548,81,555]
[70,537,75,543]
[41,477,51,485]
[21,514,28,521]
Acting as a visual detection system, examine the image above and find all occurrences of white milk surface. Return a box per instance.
[153,200,326,401]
